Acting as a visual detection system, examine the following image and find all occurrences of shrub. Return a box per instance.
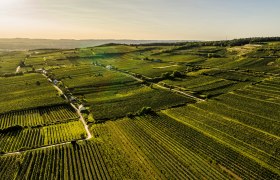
[138,107,153,116]
[0,125,24,133]
[19,147,30,152]
[87,113,95,123]
[172,70,183,78]
[126,112,134,118]
[80,133,87,139]
[161,72,171,79]
[71,140,77,146]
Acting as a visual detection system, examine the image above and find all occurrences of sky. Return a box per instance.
[0,0,279,40]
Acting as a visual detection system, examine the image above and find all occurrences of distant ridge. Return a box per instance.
[0,38,191,51]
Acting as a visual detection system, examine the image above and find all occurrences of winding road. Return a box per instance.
[48,74,93,140]
[70,103,92,140]
[1,71,93,157]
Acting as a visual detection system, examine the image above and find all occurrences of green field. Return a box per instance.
[0,38,280,179]
[0,73,66,114]
[0,105,78,129]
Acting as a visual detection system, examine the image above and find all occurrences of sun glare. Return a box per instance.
[0,0,23,10]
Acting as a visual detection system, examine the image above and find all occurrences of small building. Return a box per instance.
[79,104,88,113]
[36,68,45,73]
[79,104,86,111]
[53,79,58,85]
[69,96,76,102]
[106,65,113,70]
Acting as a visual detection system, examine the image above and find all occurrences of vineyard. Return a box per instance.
[86,85,194,121]
[0,141,110,180]
[51,65,136,89]
[0,73,66,114]
[0,104,79,129]
[1,112,279,179]
[50,63,193,122]
[92,117,230,179]
[0,39,280,179]
[0,51,27,76]
[94,112,279,179]
[0,121,86,153]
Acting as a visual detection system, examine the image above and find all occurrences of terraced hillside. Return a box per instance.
[0,38,280,179]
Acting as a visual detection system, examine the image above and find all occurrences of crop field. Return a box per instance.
[86,85,194,121]
[0,141,110,180]
[0,121,86,153]
[162,79,280,178]
[0,51,27,76]
[0,73,66,113]
[88,47,189,78]
[0,38,280,179]
[162,75,249,98]
[50,63,193,121]
[25,50,72,69]
[90,112,280,179]
[0,104,79,129]
[52,65,136,89]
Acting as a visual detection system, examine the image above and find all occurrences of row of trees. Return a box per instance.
[131,37,280,47]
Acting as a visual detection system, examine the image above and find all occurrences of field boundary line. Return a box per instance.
[0,138,90,157]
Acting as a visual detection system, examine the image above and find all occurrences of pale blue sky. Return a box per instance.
[0,0,279,40]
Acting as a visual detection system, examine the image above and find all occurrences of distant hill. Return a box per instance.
[0,38,189,51]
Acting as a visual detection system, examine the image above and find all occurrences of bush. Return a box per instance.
[0,125,24,133]
[71,140,77,146]
[138,107,153,116]
[19,147,30,152]
[80,133,87,139]
[87,113,95,123]
[126,112,134,118]
[171,70,184,78]
[161,72,171,79]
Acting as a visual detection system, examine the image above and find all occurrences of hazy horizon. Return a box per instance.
[1,0,280,40]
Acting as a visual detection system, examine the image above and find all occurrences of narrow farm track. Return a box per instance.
[42,72,92,140]
[70,103,92,140]
[103,66,205,102]
[2,141,72,156]
[154,83,205,101]
[127,71,205,101]
[52,84,68,99]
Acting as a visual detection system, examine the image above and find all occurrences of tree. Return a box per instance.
[80,133,87,139]
[0,150,5,155]
[171,70,183,78]
[19,60,25,67]
[138,107,153,116]
[71,140,77,146]
[126,112,134,118]
[161,72,171,79]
